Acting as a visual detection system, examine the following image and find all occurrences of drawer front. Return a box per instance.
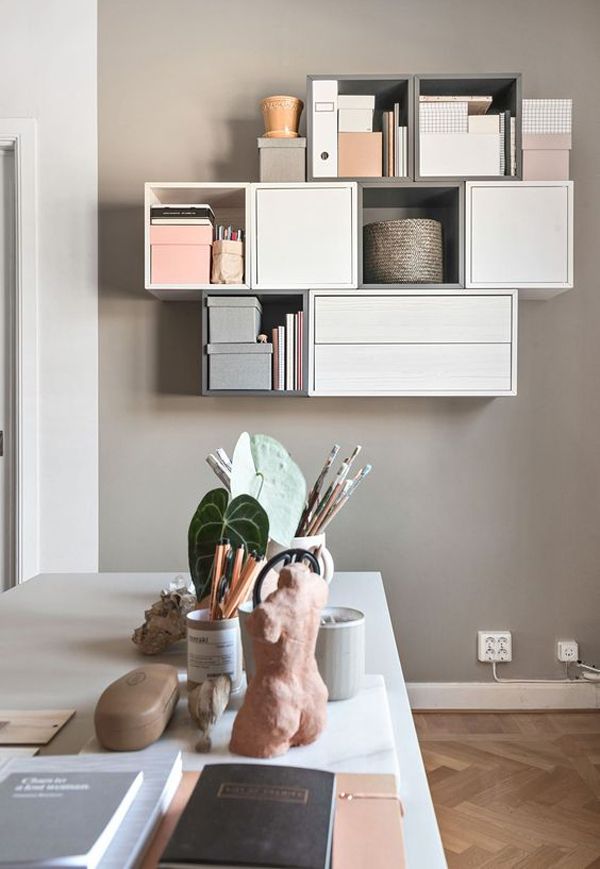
[255,185,354,286]
[315,295,512,344]
[314,344,513,394]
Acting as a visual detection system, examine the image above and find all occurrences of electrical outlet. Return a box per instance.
[478,630,512,662]
[557,640,579,662]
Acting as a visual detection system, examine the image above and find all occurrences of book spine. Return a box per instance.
[503,110,511,177]
[387,112,394,177]
[278,326,285,391]
[272,328,280,390]
[285,314,294,391]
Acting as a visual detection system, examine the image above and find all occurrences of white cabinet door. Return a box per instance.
[253,183,357,288]
[466,181,573,296]
[310,291,517,396]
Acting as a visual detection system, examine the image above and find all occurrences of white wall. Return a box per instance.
[0,0,98,572]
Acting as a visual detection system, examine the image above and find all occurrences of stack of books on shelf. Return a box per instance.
[337,94,408,178]
[150,204,215,227]
[419,95,516,177]
[522,98,572,180]
[272,311,304,392]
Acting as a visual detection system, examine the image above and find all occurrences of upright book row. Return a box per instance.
[272,311,304,392]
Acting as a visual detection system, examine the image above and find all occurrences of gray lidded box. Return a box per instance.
[207,343,273,391]
[258,137,306,183]
[207,296,262,343]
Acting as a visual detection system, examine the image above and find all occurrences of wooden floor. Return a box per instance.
[414,712,600,868]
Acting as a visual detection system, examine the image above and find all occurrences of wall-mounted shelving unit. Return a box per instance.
[143,70,574,398]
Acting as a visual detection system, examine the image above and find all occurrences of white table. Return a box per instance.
[0,571,445,868]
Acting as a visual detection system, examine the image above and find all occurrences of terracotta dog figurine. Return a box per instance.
[230,562,328,758]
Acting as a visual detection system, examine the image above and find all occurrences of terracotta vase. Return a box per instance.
[260,95,303,139]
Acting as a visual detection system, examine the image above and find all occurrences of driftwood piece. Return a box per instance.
[230,563,328,758]
[188,675,232,753]
[132,584,198,655]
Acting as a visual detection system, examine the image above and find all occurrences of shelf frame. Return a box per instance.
[144,182,252,299]
[414,72,523,182]
[306,74,414,181]
[200,289,310,397]
[358,180,465,289]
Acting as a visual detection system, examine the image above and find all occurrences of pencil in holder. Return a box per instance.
[211,239,244,285]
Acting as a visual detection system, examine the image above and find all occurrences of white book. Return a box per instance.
[338,94,375,110]
[312,79,338,177]
[0,748,182,869]
[285,313,295,391]
[278,326,285,391]
[338,108,373,132]
[420,132,500,176]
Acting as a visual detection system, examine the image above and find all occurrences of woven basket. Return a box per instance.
[363,218,443,284]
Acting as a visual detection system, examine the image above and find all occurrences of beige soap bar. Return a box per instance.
[338,132,382,177]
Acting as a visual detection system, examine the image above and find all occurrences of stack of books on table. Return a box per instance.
[337,94,408,178]
[419,95,516,177]
[272,311,304,392]
[0,747,182,868]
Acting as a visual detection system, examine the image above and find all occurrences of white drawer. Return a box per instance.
[314,295,513,344]
[313,344,513,395]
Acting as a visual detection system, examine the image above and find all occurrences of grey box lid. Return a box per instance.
[257,137,307,149]
[207,343,273,355]
[207,296,262,311]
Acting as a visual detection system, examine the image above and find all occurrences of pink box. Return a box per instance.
[522,133,571,181]
[150,225,212,284]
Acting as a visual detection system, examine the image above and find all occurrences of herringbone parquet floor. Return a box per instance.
[414,712,600,868]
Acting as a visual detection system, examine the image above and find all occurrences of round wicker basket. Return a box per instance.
[363,218,443,284]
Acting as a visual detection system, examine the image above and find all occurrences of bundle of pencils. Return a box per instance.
[296,445,372,537]
[208,539,265,621]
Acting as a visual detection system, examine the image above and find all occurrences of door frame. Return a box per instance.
[0,119,38,584]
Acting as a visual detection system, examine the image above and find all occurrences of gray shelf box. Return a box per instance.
[207,343,273,390]
[258,137,306,182]
[208,296,262,343]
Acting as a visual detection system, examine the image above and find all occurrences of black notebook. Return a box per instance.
[159,764,336,869]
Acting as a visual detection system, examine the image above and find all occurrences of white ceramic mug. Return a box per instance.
[186,608,242,693]
[266,534,334,585]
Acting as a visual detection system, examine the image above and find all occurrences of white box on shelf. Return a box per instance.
[338,94,376,110]
[420,133,500,176]
[338,109,374,132]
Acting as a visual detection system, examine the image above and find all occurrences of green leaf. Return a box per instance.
[231,432,306,546]
[188,487,269,601]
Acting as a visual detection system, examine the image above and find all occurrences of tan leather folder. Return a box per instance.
[338,132,383,177]
[333,773,406,868]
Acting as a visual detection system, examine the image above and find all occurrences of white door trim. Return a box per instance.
[0,119,38,584]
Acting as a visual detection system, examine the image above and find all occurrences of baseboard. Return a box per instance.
[407,681,600,710]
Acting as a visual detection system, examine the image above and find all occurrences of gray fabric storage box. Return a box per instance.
[208,296,262,343]
[258,137,306,182]
[208,343,273,390]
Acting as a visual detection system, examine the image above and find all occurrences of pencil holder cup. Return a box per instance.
[186,608,243,693]
[315,607,365,701]
[211,240,244,285]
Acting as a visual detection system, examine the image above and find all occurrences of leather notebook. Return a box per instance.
[158,763,335,869]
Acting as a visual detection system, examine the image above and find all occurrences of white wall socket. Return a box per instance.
[478,630,513,662]
[557,639,579,662]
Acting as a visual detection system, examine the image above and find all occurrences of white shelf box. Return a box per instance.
[466,180,573,299]
[144,182,251,300]
[252,182,358,289]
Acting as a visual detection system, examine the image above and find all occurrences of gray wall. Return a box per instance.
[98,0,600,681]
